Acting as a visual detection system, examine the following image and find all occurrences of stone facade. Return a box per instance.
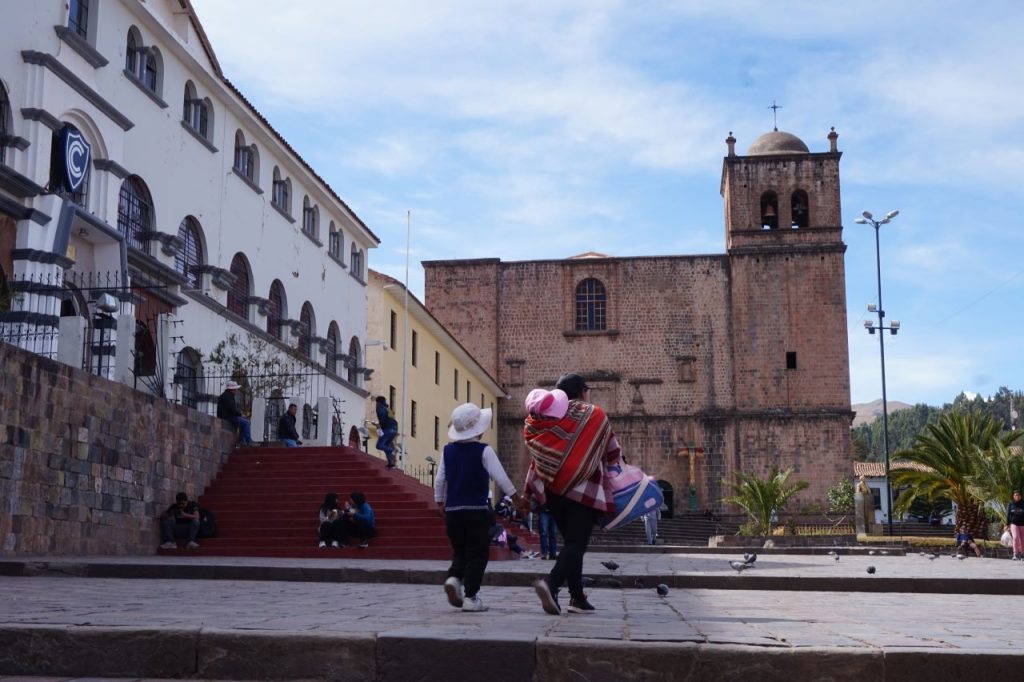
[424,129,853,513]
[0,342,234,555]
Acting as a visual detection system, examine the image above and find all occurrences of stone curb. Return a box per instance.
[3,559,1024,596]
[0,626,1021,681]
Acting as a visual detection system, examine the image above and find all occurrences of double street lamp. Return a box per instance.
[854,209,900,538]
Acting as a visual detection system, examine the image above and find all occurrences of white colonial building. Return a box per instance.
[0,0,379,443]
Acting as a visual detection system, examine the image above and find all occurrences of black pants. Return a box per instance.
[445,510,491,598]
[161,517,199,543]
[339,516,376,543]
[545,492,599,600]
[319,520,345,543]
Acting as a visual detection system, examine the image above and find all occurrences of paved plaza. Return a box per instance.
[1,551,1023,681]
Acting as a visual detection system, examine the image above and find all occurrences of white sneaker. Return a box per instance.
[187,541,200,549]
[159,542,176,550]
[462,596,488,612]
[318,541,327,548]
[444,576,465,608]
[331,541,340,548]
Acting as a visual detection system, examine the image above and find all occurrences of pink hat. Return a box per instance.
[525,388,569,419]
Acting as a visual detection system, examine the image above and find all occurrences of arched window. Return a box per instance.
[347,336,361,385]
[328,221,342,259]
[227,253,251,319]
[233,130,256,182]
[350,243,363,278]
[182,81,209,138]
[117,175,153,251]
[326,322,340,374]
[791,189,809,229]
[126,28,141,74]
[175,346,202,409]
[298,302,315,358]
[267,279,287,339]
[302,196,318,239]
[575,278,607,331]
[272,166,290,213]
[125,28,161,94]
[0,81,10,165]
[175,216,204,288]
[134,320,157,377]
[760,191,779,230]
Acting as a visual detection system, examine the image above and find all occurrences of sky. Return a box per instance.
[191,0,1024,408]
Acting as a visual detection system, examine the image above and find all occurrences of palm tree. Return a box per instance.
[891,411,1022,537]
[721,467,809,536]
[969,440,1024,522]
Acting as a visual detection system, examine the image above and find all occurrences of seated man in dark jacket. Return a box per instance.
[216,380,252,445]
[278,403,302,447]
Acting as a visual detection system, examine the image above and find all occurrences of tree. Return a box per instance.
[721,467,809,536]
[890,411,1023,537]
[204,332,308,414]
[969,440,1024,522]
[826,478,854,514]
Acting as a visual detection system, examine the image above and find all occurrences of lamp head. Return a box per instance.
[867,304,877,312]
[861,210,873,220]
[854,217,867,224]
[885,210,900,220]
[890,321,900,335]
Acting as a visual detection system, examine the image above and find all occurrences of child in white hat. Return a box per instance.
[434,402,525,612]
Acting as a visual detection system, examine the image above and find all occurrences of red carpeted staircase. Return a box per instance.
[158,445,531,560]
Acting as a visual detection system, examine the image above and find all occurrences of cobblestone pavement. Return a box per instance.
[3,552,1024,681]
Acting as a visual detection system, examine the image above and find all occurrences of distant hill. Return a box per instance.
[851,399,914,427]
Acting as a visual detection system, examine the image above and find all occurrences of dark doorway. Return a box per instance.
[657,480,674,518]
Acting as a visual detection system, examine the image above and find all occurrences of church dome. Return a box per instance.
[746,130,809,156]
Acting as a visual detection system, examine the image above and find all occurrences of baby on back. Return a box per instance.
[525,388,569,419]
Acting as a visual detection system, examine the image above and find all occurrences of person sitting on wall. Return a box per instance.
[159,492,201,549]
[216,380,252,445]
[955,525,983,558]
[278,403,302,447]
[339,491,376,548]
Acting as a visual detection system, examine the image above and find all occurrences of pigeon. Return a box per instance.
[880,550,889,556]
[827,551,839,562]
[927,554,938,561]
[743,552,757,565]
[957,554,966,561]
[601,560,620,572]
[729,560,751,573]
[868,550,877,556]
[866,566,876,574]
[633,578,646,590]
[656,584,670,596]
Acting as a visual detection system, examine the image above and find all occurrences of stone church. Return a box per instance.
[423,128,852,515]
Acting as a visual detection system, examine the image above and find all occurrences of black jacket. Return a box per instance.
[217,390,241,420]
[278,412,300,441]
[1008,499,1024,526]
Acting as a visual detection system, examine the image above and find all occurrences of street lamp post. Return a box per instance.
[854,209,900,539]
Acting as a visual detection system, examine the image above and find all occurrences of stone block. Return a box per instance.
[378,631,534,682]
[198,629,375,681]
[884,648,1021,679]
[697,644,882,682]
[0,626,196,677]
[537,639,699,682]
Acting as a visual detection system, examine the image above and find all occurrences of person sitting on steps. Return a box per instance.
[955,525,983,558]
[278,403,302,447]
[159,492,201,549]
[317,492,344,548]
[339,491,376,548]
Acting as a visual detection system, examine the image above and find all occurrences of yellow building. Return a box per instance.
[365,270,504,479]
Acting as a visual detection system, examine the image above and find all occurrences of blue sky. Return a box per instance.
[192,0,1024,407]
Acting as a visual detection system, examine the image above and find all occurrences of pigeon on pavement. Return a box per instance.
[656,584,670,596]
[729,560,751,573]
[743,552,757,564]
[867,566,876,574]
[601,560,620,572]
[868,550,877,556]
[827,551,839,562]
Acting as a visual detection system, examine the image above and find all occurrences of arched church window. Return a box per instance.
[347,336,361,385]
[575,278,607,331]
[227,253,251,319]
[268,279,286,339]
[175,216,204,288]
[760,191,779,230]
[791,189,809,228]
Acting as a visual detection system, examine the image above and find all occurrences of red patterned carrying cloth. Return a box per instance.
[523,400,619,512]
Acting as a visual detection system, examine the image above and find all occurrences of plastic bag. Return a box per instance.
[1000,530,1012,548]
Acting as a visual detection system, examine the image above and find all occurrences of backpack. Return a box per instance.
[198,507,218,538]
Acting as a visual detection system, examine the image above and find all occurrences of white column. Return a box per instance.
[113,313,135,386]
[315,396,332,446]
[56,316,86,368]
[251,397,267,443]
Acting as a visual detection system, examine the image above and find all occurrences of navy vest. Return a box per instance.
[442,441,490,511]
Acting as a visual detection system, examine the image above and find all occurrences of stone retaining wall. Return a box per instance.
[0,342,234,555]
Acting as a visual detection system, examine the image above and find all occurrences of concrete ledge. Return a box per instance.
[378,632,535,682]
[537,639,700,681]
[199,629,376,681]
[0,626,196,678]
[699,644,883,682]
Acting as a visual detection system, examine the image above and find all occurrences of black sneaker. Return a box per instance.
[533,578,561,615]
[568,595,595,614]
